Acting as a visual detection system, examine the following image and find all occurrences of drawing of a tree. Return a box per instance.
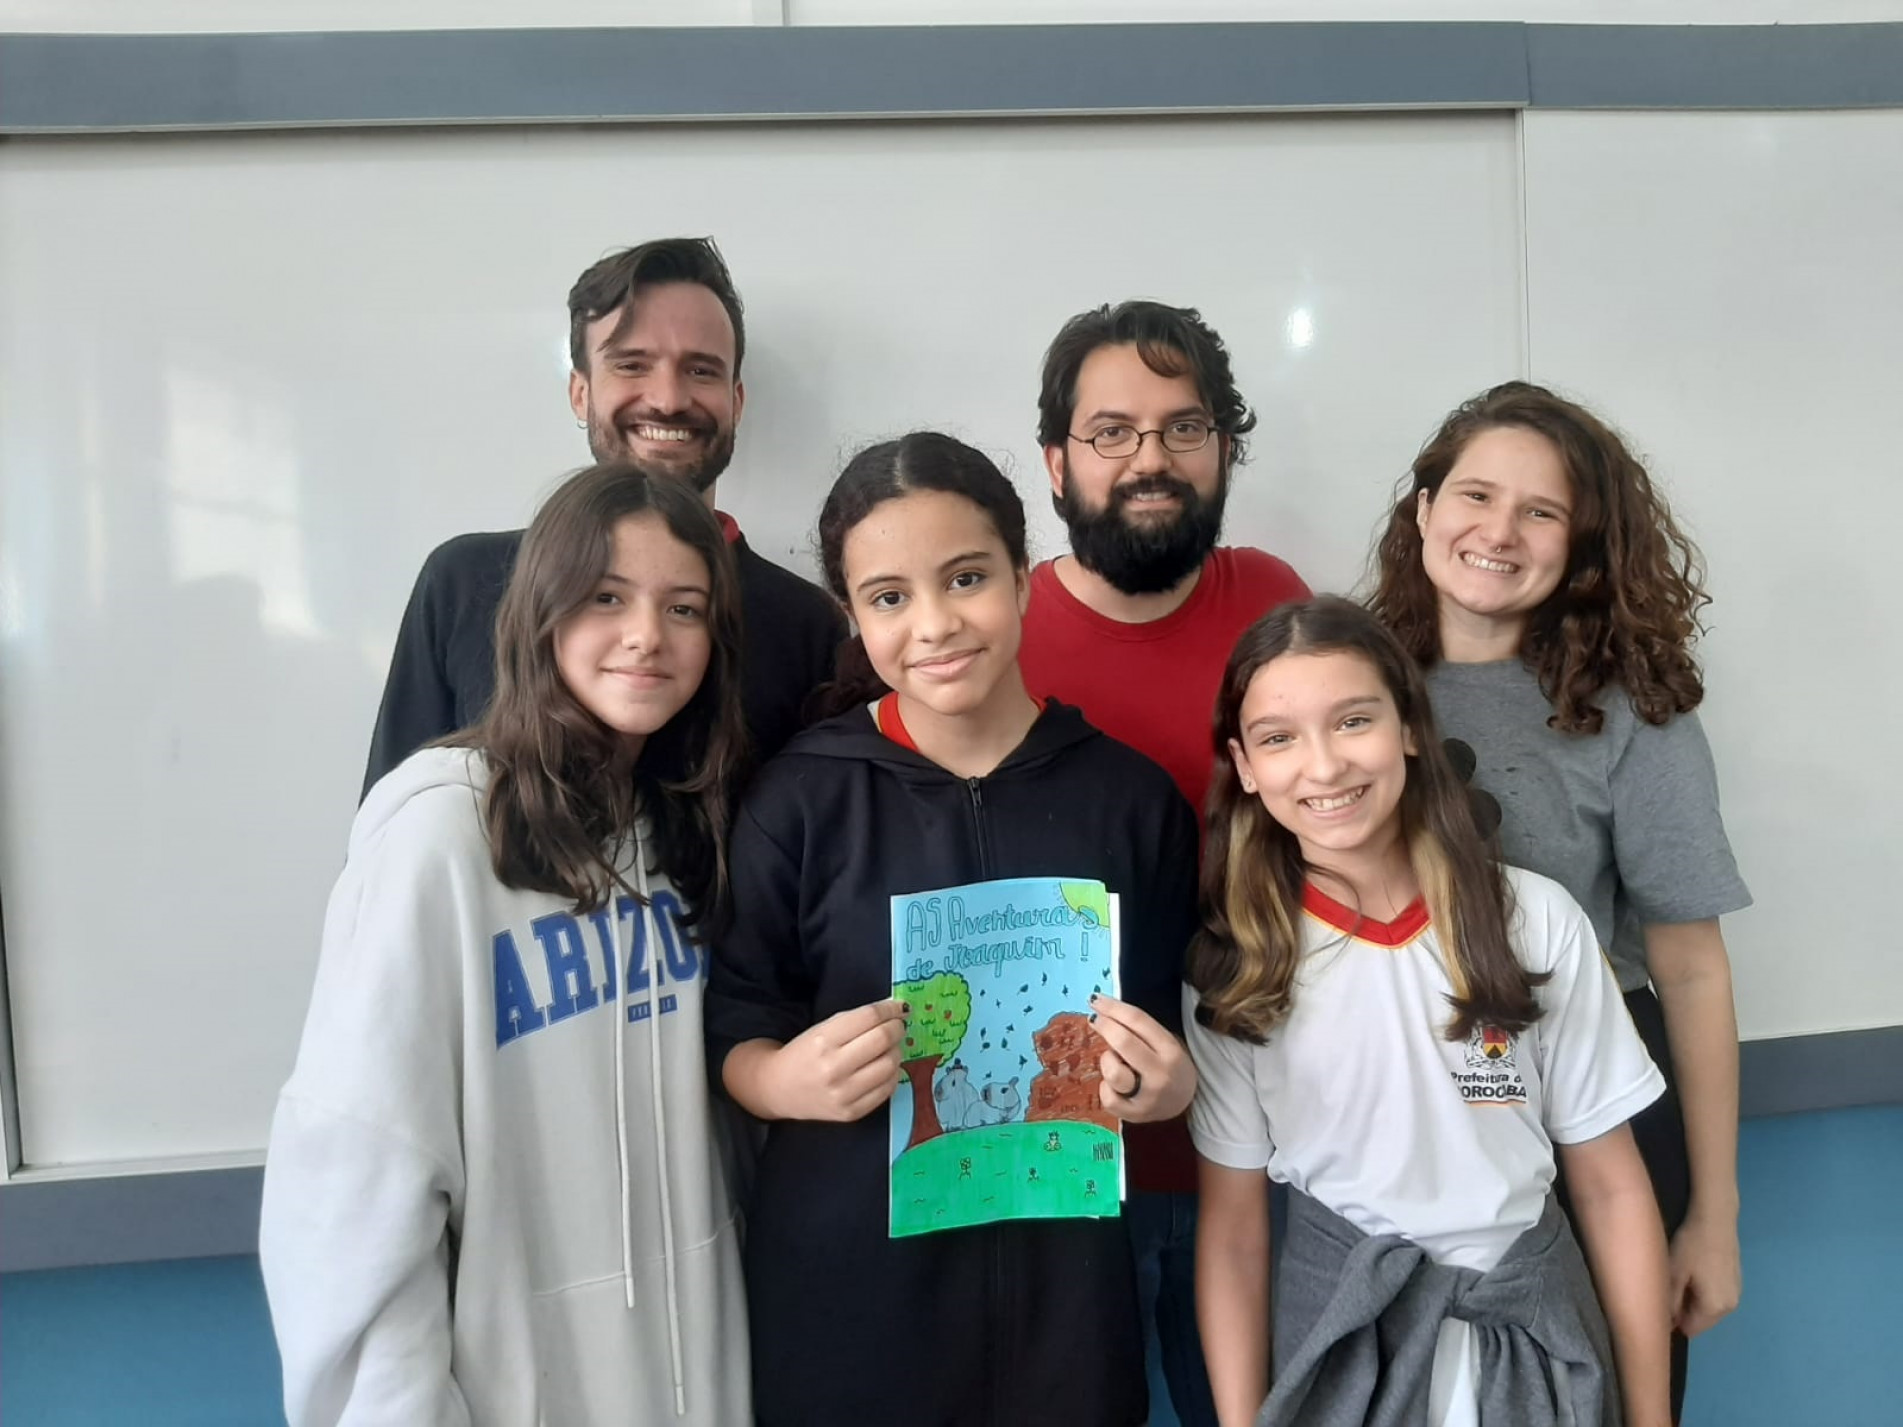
[895,971,971,1149]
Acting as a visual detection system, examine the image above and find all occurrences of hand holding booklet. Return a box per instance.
[887,876,1125,1238]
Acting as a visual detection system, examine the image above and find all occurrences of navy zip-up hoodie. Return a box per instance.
[706,700,1199,1427]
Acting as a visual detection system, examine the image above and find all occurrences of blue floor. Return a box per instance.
[1680,1104,1903,1426]
[3,1104,1899,1425]
[0,1255,281,1427]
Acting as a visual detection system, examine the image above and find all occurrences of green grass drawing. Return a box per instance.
[890,1121,1121,1237]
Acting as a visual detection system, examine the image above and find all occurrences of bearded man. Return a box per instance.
[362,237,841,794]
[1019,298,1310,1427]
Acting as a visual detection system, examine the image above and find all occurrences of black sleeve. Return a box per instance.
[361,561,457,800]
[704,795,821,1077]
[736,568,848,764]
[1119,789,1200,1036]
[806,600,849,691]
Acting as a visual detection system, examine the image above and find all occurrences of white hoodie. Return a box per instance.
[260,748,750,1426]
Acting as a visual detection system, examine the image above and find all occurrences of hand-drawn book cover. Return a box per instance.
[888,876,1124,1238]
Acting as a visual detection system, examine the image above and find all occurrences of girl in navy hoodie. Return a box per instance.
[706,431,1201,1427]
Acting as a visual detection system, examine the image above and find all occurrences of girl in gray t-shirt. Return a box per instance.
[1369,380,1752,1423]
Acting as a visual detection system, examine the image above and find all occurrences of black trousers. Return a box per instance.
[1557,985,1693,1423]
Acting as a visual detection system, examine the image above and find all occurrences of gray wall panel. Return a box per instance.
[4,1027,1894,1272]
[1528,22,1903,109]
[5,22,1901,134]
[0,25,1527,132]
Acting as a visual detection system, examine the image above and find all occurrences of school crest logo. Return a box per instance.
[1466,1023,1515,1068]
[1453,1023,1528,1105]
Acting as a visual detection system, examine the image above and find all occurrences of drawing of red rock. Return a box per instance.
[1027,1011,1118,1131]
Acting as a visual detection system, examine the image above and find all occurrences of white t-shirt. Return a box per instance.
[1188,865,1661,1271]
[1187,867,1661,1425]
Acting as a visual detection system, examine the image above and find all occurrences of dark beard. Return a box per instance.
[1054,466,1228,596]
[586,413,736,494]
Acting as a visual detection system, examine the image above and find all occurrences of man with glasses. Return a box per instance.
[1020,299,1309,1427]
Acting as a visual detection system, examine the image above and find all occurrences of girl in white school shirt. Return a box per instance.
[1187,598,1672,1427]
[260,465,750,1425]
[1371,382,1752,1421]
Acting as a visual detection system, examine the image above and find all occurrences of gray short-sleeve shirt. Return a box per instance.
[1425,659,1752,992]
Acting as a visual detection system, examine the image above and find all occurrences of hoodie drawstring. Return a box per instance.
[616,832,686,1418]
[611,880,635,1312]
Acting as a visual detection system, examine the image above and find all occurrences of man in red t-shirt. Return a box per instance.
[1019,300,1309,1427]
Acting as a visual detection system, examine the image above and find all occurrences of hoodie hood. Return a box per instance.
[352,744,487,856]
[782,698,1103,783]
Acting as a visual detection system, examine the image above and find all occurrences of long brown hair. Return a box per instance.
[1189,598,1545,1044]
[1368,381,1709,734]
[451,464,745,922]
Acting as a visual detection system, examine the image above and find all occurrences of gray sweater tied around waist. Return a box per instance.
[1258,1189,1620,1427]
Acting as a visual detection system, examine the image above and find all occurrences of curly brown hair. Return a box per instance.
[1367,381,1709,734]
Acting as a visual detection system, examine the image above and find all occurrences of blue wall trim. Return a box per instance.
[2,1166,263,1273]
[1527,22,1903,110]
[1,22,1899,134]
[1737,1024,1903,1120]
[2,1026,1896,1272]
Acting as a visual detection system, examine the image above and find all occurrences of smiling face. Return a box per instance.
[567,281,745,494]
[1416,425,1574,645]
[1228,649,1417,888]
[841,488,1030,724]
[1043,342,1229,595]
[553,512,713,755]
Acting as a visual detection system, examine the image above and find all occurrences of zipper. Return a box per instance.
[988,1224,1007,1426]
[971,777,1004,1422]
[966,776,993,879]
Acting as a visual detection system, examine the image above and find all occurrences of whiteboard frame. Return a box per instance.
[2,22,1901,135]
[0,889,19,1180]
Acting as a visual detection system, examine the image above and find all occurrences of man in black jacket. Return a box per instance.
[362,237,843,795]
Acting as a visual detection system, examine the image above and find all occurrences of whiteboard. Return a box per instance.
[0,114,1524,1170]
[1522,109,1903,1043]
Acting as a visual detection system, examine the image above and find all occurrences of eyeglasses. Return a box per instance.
[1067,419,1217,460]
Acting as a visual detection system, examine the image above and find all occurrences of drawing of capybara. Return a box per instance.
[934,1061,980,1129]
[1032,1012,1103,1077]
[964,1076,1022,1127]
[1028,1011,1118,1131]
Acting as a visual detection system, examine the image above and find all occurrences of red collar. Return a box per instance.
[874,691,920,752]
[1301,882,1430,948]
[874,691,1054,754]
[716,510,741,546]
